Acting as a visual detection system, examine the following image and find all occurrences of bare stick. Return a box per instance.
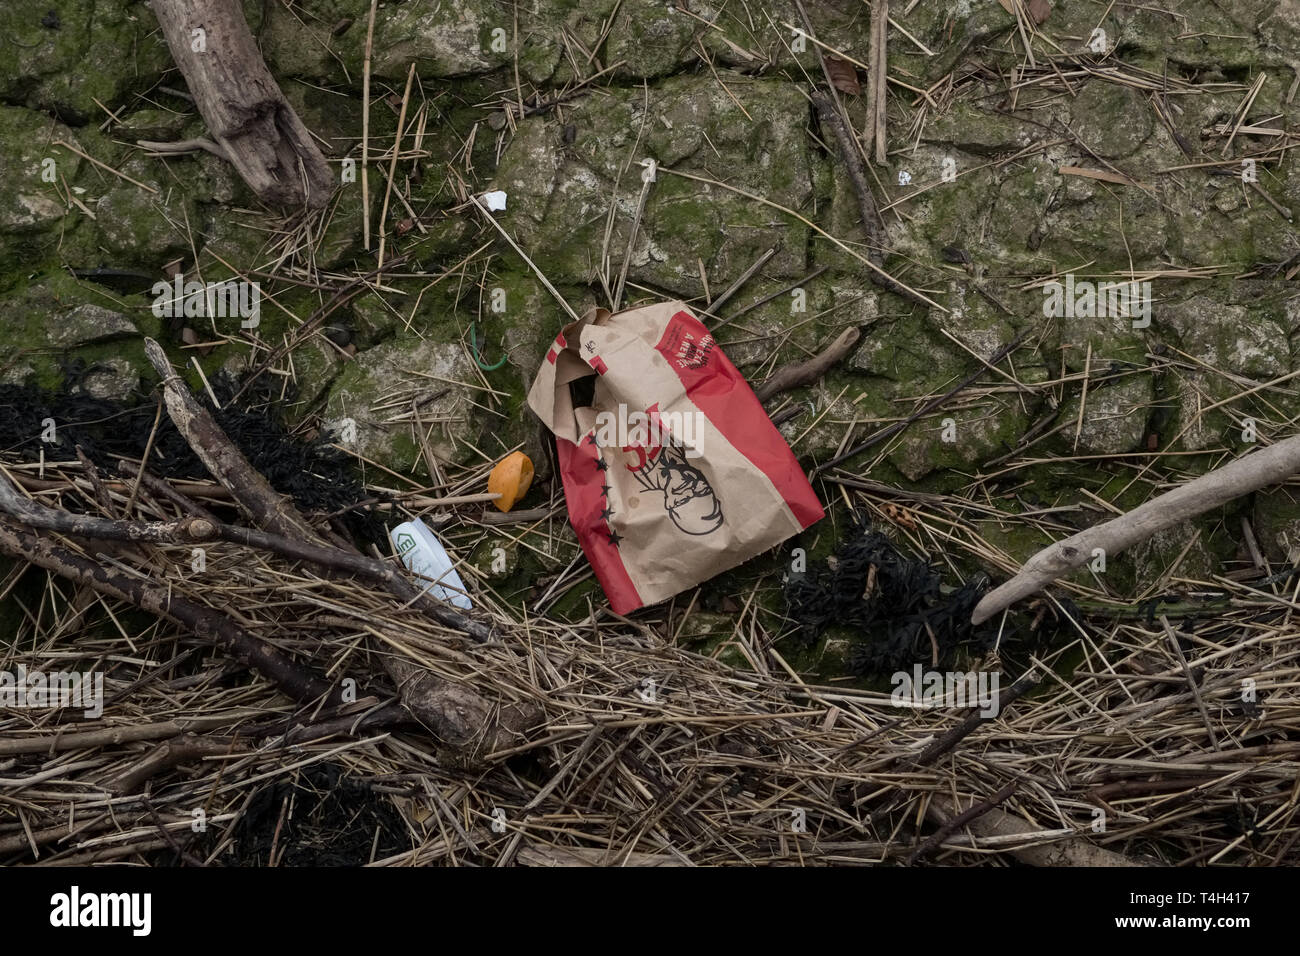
[0,716,237,758]
[361,0,379,248]
[111,734,246,795]
[972,431,1300,623]
[705,244,777,317]
[755,327,861,402]
[1161,614,1221,750]
[145,339,494,640]
[811,93,887,268]
[868,0,889,165]
[908,779,1019,864]
[142,341,535,756]
[912,671,1039,766]
[144,338,319,543]
[0,519,339,706]
[377,64,416,268]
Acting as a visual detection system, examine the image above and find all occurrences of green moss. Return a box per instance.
[0,0,171,122]
[605,0,696,79]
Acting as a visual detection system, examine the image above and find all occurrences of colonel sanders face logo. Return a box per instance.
[630,443,723,536]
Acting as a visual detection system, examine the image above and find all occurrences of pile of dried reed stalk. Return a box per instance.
[2,349,1296,866]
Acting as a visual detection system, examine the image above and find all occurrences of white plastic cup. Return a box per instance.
[389,519,473,609]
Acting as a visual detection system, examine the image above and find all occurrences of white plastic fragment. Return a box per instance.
[482,190,508,212]
[390,519,473,609]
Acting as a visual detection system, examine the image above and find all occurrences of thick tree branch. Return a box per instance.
[141,339,534,755]
[147,0,334,209]
[972,431,1300,624]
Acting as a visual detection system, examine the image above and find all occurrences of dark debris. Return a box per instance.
[784,521,999,675]
[0,367,384,543]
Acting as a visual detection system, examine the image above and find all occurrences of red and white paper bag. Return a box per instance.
[527,301,823,613]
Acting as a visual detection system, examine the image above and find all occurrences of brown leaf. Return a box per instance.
[823,55,861,96]
[1027,0,1051,24]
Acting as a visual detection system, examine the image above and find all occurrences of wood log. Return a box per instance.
[148,0,334,209]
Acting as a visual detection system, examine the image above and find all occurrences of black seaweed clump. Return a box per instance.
[224,763,411,867]
[785,519,1083,675]
[784,521,992,675]
[0,363,382,542]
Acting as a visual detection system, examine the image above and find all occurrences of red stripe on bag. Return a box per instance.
[590,355,608,375]
[545,333,568,365]
[556,436,642,613]
[655,310,823,529]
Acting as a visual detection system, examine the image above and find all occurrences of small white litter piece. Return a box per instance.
[389,519,473,609]
[481,190,508,212]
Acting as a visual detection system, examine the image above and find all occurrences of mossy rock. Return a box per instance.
[0,270,157,394]
[490,74,813,291]
[605,0,698,79]
[0,106,84,271]
[1053,372,1154,457]
[470,536,521,581]
[715,277,841,371]
[886,390,1036,483]
[1066,83,1154,160]
[0,0,170,122]
[884,150,1003,273]
[89,157,201,266]
[323,332,491,472]
[923,101,1042,157]
[1252,487,1300,565]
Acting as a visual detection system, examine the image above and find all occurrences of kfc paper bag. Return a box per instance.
[527,301,824,614]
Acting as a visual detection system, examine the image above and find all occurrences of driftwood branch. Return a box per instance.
[971,431,1300,624]
[147,0,333,209]
[142,339,535,758]
[925,794,1148,866]
[755,327,861,402]
[143,338,493,641]
[0,516,339,706]
[144,339,320,543]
